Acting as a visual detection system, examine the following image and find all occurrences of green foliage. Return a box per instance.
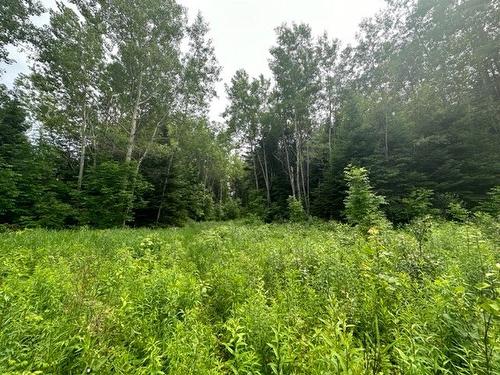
[343,165,386,231]
[448,201,470,223]
[402,188,436,221]
[217,198,242,221]
[0,221,497,373]
[287,196,307,222]
[82,162,150,228]
[3,0,500,229]
[0,0,42,65]
[479,186,500,217]
[228,0,499,224]
[0,161,19,216]
[245,191,267,221]
[189,183,216,221]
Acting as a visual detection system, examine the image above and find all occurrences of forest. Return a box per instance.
[0,0,498,228]
[0,0,499,374]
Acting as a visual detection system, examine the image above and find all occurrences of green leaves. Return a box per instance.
[0,0,42,65]
[0,220,497,373]
[343,164,386,232]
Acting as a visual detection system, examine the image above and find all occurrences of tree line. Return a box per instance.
[225,0,499,223]
[0,0,499,228]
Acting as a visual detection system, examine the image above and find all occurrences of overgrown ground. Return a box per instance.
[0,220,498,374]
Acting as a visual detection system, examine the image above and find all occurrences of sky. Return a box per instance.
[1,0,386,122]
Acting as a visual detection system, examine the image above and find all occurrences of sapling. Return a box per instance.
[343,165,386,233]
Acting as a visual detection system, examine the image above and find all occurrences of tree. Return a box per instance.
[103,0,184,165]
[0,85,77,228]
[32,2,104,189]
[270,23,322,211]
[343,165,385,231]
[181,12,221,117]
[101,0,185,224]
[2,0,499,229]
[0,86,27,222]
[224,70,272,204]
[0,0,42,66]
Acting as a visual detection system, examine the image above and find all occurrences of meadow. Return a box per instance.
[0,220,498,374]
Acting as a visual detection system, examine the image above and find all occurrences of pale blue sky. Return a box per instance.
[1,0,386,121]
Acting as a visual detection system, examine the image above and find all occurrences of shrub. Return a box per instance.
[448,201,469,222]
[218,198,242,221]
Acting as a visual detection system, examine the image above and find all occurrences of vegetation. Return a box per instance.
[225,0,499,223]
[1,1,499,372]
[0,0,498,228]
[343,165,386,232]
[0,220,498,374]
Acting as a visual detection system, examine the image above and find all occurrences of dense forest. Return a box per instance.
[1,0,499,228]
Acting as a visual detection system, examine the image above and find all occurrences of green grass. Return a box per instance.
[0,220,498,374]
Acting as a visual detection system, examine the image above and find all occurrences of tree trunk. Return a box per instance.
[328,99,333,164]
[262,146,271,205]
[251,143,259,190]
[91,121,98,169]
[294,116,302,201]
[306,143,310,213]
[77,105,88,190]
[125,73,143,164]
[300,150,307,211]
[123,115,163,226]
[257,147,271,205]
[284,140,295,198]
[219,180,223,204]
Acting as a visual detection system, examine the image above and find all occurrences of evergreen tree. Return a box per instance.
[343,165,386,231]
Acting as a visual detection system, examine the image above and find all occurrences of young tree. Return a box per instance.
[343,165,386,231]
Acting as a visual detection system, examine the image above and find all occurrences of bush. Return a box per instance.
[220,198,242,220]
[448,201,469,222]
[245,190,267,220]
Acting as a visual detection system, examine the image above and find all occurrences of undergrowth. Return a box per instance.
[0,220,498,374]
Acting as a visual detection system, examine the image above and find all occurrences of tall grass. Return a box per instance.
[0,220,498,374]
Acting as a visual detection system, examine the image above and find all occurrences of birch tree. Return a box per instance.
[224,70,272,204]
[102,0,185,223]
[0,0,42,66]
[270,23,321,211]
[31,2,104,189]
[181,12,221,118]
[102,0,185,165]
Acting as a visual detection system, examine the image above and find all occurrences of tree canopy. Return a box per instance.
[0,0,498,228]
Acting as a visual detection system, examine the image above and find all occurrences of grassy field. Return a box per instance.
[0,220,498,374]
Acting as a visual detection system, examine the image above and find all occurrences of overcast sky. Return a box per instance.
[1,0,386,121]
